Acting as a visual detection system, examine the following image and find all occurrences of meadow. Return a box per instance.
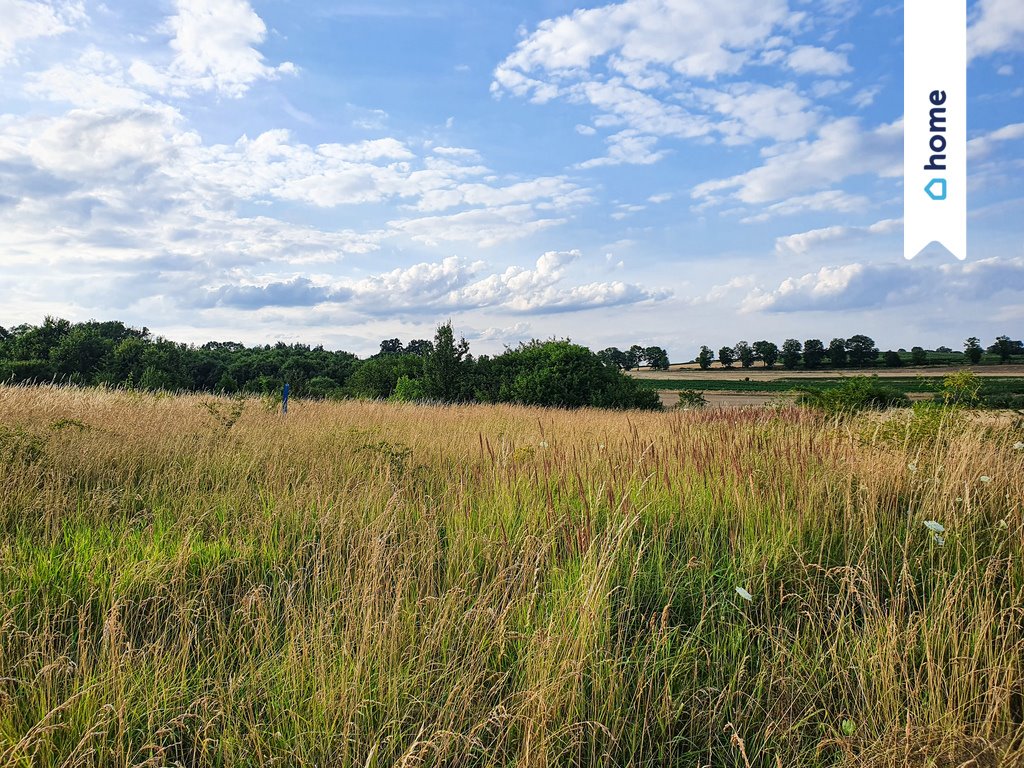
[1,385,1023,767]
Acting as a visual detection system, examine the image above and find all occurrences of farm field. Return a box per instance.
[630,364,1024,381]
[2,385,1024,767]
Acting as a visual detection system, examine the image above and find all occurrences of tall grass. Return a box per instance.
[1,384,1023,767]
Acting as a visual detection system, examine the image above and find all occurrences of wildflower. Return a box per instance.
[735,587,753,602]
[539,440,548,449]
[932,533,946,547]
[999,519,1009,530]
[979,475,992,484]
[923,520,945,534]
[907,462,917,472]
[1014,442,1024,451]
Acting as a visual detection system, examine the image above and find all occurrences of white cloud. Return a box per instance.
[0,0,83,66]
[694,82,817,144]
[968,122,1024,159]
[693,117,902,206]
[194,250,668,315]
[784,45,851,75]
[969,0,1024,60]
[577,130,668,168]
[491,0,825,164]
[740,189,873,223]
[158,0,295,97]
[743,256,1024,313]
[774,217,901,255]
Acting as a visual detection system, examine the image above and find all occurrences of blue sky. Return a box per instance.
[0,0,1022,358]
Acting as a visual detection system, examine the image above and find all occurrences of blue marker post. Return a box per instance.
[282,383,290,415]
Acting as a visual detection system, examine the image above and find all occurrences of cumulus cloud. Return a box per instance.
[969,0,1024,60]
[491,0,855,165]
[693,117,902,207]
[742,257,1024,313]
[784,45,851,75]
[774,218,901,255]
[192,251,669,315]
[158,0,296,97]
[0,0,83,66]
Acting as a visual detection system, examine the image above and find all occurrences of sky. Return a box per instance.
[0,0,1022,359]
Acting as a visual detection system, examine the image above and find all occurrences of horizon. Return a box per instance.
[1,0,1022,358]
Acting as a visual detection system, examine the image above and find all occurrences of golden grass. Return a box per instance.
[1,384,1023,767]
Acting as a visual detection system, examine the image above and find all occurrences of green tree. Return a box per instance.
[421,322,471,402]
[624,345,645,371]
[644,346,670,370]
[404,339,433,357]
[718,346,735,368]
[697,345,715,370]
[989,335,1019,363]
[597,347,628,370]
[734,341,755,369]
[752,340,779,368]
[803,339,825,369]
[379,338,404,355]
[827,338,847,368]
[883,350,903,367]
[964,336,983,364]
[910,346,928,366]
[781,339,802,370]
[845,335,877,367]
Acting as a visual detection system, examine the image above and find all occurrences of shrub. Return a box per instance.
[796,376,910,414]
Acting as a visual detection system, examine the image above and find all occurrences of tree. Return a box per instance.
[752,340,779,369]
[845,335,878,368]
[734,341,755,369]
[718,346,735,368]
[936,346,952,353]
[803,339,826,369]
[965,337,983,365]
[597,347,629,370]
[827,338,847,368]
[910,346,927,366]
[379,338,404,355]
[989,335,1021,364]
[781,339,802,370]
[697,345,715,370]
[496,341,660,410]
[421,322,471,402]
[883,350,903,367]
[644,345,670,370]
[624,345,645,371]
[404,339,433,357]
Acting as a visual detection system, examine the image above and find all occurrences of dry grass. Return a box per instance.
[1,384,1023,767]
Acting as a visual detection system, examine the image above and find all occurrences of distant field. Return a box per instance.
[2,385,1024,766]
[638,376,1024,395]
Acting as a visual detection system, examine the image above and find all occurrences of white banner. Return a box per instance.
[904,0,967,260]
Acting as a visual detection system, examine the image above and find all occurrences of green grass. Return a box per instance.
[1,385,1023,767]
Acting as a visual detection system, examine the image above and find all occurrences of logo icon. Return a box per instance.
[925,178,947,201]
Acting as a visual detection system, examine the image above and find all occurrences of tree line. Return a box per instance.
[695,334,1023,370]
[0,318,661,410]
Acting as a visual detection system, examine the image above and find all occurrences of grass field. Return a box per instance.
[2,385,1024,766]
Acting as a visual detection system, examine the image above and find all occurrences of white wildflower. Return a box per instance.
[907,462,917,472]
[980,475,992,483]
[735,587,753,602]
[1013,442,1024,451]
[923,520,945,534]
[539,440,548,449]
[932,533,946,547]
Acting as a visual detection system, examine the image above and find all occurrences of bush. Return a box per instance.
[674,390,708,409]
[796,376,910,414]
